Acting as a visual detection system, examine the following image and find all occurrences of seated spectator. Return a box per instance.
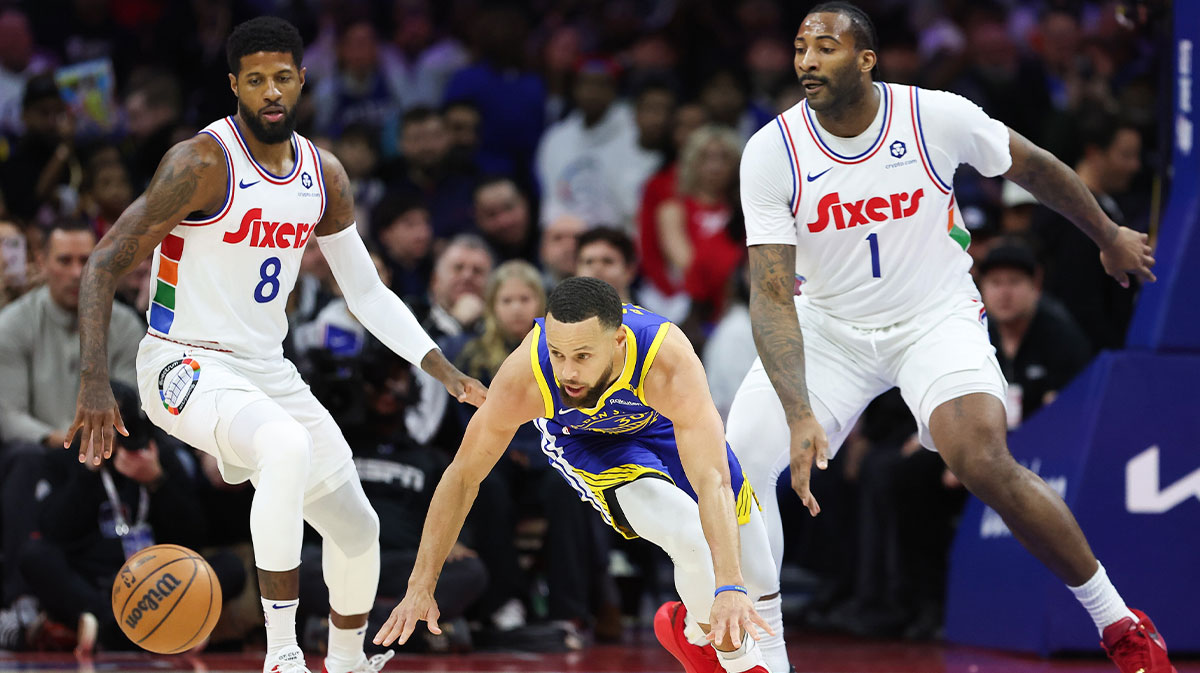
[0,219,29,308]
[16,383,244,655]
[299,341,486,653]
[311,18,400,139]
[538,214,585,293]
[120,72,184,191]
[473,176,538,265]
[334,123,386,233]
[372,193,434,301]
[649,125,745,323]
[76,147,132,238]
[1031,112,1143,351]
[574,227,637,304]
[382,106,476,240]
[979,240,1092,428]
[453,261,615,644]
[1,75,77,224]
[701,265,755,422]
[0,221,144,605]
[380,0,470,112]
[417,234,493,345]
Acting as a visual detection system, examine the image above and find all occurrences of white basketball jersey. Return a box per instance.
[145,117,326,358]
[742,83,1012,328]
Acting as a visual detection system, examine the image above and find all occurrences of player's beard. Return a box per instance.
[800,59,871,116]
[559,360,615,409]
[239,99,297,145]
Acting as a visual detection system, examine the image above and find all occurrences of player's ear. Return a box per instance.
[228,72,238,97]
[298,66,306,88]
[860,49,877,74]
[613,324,626,348]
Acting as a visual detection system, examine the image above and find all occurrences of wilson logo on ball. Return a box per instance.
[123,573,182,630]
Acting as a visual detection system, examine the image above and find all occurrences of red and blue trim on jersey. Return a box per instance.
[909,87,953,195]
[774,114,802,216]
[802,82,893,164]
[305,138,327,224]
[224,116,303,185]
[179,130,235,227]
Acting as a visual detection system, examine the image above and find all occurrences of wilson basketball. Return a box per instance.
[111,544,222,654]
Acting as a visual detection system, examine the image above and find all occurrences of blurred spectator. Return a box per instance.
[1,74,77,223]
[979,241,1091,428]
[77,146,132,237]
[114,257,151,320]
[701,264,754,422]
[443,4,546,180]
[0,221,142,450]
[950,15,1052,144]
[287,239,337,330]
[0,9,54,136]
[299,341,486,654]
[637,100,708,315]
[1031,112,1142,351]
[442,100,486,165]
[538,213,585,293]
[647,124,744,323]
[335,123,386,233]
[372,193,434,301]
[575,227,637,304]
[120,72,183,190]
[418,234,493,343]
[541,25,583,124]
[697,66,769,142]
[473,176,538,265]
[312,18,399,139]
[16,382,243,655]
[381,0,470,112]
[0,220,29,307]
[383,106,476,240]
[535,56,639,229]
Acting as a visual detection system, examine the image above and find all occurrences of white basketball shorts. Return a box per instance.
[135,334,354,499]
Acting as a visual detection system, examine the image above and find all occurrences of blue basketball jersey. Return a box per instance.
[529,304,755,539]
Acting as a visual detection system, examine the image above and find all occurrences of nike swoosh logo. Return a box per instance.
[271,602,297,609]
[239,179,260,189]
[558,408,576,415]
[806,167,832,182]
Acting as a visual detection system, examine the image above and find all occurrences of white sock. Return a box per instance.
[324,622,366,673]
[755,596,788,673]
[716,636,766,673]
[1067,563,1137,635]
[683,609,709,646]
[261,597,299,655]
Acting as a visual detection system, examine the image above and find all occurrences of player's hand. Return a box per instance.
[1100,226,1156,288]
[705,590,773,649]
[66,381,128,466]
[789,415,829,517]
[444,371,488,407]
[374,587,441,646]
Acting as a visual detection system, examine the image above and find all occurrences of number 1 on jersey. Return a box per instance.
[866,232,881,278]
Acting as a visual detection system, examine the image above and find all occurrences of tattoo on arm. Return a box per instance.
[79,142,212,384]
[1004,130,1118,247]
[314,150,357,236]
[748,244,813,424]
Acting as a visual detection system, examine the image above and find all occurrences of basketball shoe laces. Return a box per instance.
[1104,623,1152,672]
[347,651,395,673]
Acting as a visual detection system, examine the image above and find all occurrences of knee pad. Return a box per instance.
[305,477,380,557]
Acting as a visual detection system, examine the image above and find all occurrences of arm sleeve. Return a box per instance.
[918,89,1012,178]
[741,124,800,247]
[0,304,53,443]
[317,225,439,367]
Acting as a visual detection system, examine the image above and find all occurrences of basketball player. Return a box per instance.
[66,17,485,673]
[726,3,1173,673]
[374,277,785,673]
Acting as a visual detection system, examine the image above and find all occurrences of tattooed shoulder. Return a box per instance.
[314,147,356,235]
[143,136,225,226]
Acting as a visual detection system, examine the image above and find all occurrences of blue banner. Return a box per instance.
[946,352,1200,653]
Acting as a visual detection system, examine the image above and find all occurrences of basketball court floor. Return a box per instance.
[2,633,1197,673]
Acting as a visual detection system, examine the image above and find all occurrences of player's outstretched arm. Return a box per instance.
[643,328,772,649]
[374,331,544,647]
[314,148,486,406]
[1004,128,1155,288]
[68,135,228,466]
[746,244,828,515]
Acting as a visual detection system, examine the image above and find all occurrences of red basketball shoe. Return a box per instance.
[1101,609,1178,673]
[653,602,721,673]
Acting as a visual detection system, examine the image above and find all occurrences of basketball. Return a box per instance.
[111,544,222,654]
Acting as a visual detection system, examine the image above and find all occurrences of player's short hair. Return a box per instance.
[807,1,878,53]
[547,276,623,331]
[577,227,636,266]
[226,16,304,75]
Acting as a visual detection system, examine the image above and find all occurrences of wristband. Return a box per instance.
[714,584,748,597]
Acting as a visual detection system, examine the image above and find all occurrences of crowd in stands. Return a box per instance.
[0,0,1163,655]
